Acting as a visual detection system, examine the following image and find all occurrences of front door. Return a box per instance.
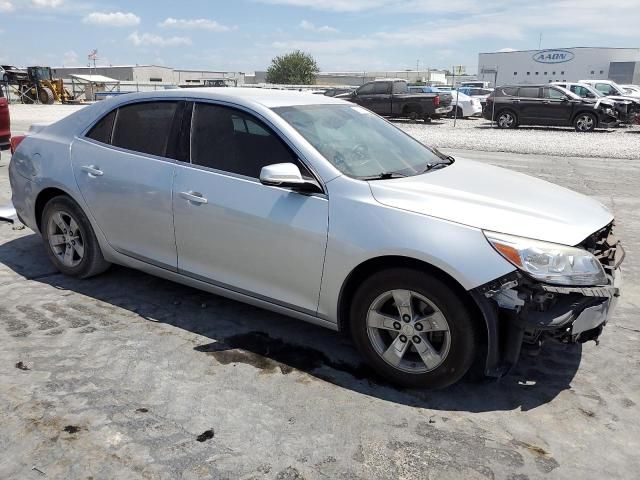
[71,101,181,269]
[540,87,573,125]
[172,102,329,314]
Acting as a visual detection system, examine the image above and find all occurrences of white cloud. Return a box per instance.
[158,17,233,32]
[0,0,14,12]
[258,0,387,12]
[128,31,192,47]
[83,12,141,27]
[298,20,337,33]
[63,50,78,65]
[32,0,63,7]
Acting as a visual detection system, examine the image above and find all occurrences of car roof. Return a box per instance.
[108,87,348,109]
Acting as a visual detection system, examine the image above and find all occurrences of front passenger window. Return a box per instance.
[190,103,302,179]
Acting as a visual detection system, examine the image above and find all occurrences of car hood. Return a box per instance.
[368,157,613,246]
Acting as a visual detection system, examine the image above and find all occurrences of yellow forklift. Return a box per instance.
[18,66,75,104]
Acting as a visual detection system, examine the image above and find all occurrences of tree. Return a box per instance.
[266,50,319,85]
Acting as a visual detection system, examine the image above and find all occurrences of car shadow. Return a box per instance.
[0,233,582,412]
[474,124,615,133]
[389,119,446,126]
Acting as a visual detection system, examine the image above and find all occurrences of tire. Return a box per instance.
[2,74,8,83]
[41,195,111,278]
[38,87,54,105]
[350,268,478,389]
[496,109,517,129]
[423,115,432,123]
[574,112,597,132]
[448,106,464,119]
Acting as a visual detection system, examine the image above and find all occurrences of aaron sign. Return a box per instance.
[532,49,575,64]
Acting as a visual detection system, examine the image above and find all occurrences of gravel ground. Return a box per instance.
[8,104,640,159]
[1,108,640,479]
[395,117,640,160]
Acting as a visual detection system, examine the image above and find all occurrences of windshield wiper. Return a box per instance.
[359,171,408,181]
[417,155,455,174]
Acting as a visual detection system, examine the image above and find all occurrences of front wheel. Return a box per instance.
[42,196,111,278]
[574,112,597,132]
[350,268,478,389]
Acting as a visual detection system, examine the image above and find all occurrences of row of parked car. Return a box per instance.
[484,79,640,132]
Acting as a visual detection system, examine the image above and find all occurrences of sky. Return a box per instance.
[0,0,639,74]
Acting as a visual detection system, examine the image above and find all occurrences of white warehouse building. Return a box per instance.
[477,47,640,86]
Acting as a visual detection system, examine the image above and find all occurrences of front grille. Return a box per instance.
[579,222,624,272]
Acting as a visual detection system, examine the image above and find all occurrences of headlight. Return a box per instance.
[484,231,607,286]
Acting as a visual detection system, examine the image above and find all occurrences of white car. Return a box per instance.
[579,79,640,98]
[9,88,624,388]
[620,84,640,96]
[408,86,482,118]
[448,90,483,118]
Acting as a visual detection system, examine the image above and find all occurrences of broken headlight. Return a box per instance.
[484,231,607,286]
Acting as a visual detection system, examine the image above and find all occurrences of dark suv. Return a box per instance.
[483,85,618,132]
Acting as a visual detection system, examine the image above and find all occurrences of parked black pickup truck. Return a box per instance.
[338,79,453,122]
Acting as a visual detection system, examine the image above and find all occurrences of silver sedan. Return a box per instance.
[9,88,623,388]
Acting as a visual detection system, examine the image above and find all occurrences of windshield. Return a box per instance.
[274,104,447,179]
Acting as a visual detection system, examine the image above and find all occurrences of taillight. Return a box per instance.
[433,95,440,107]
[10,135,26,155]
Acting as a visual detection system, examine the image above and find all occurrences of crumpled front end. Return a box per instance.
[474,222,624,376]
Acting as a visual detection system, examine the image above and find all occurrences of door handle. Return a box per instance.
[180,191,208,204]
[80,165,104,177]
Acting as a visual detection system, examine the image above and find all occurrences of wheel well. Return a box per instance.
[34,187,68,231]
[337,256,485,340]
[572,110,597,123]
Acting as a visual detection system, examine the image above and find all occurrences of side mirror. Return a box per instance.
[260,163,321,193]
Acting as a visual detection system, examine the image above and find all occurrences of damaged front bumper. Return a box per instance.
[472,224,624,377]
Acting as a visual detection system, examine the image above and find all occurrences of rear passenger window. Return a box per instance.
[518,87,540,98]
[86,110,116,144]
[374,82,391,94]
[191,103,304,179]
[112,102,178,157]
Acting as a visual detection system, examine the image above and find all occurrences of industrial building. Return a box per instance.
[477,47,640,86]
[51,65,245,86]
[245,70,448,86]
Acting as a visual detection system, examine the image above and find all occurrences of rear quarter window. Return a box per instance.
[86,110,116,144]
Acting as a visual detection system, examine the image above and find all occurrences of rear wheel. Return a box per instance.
[42,196,110,278]
[350,268,477,389]
[574,112,597,132]
[496,110,517,128]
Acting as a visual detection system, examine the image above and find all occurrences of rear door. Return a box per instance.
[516,86,543,123]
[372,81,392,115]
[71,101,182,269]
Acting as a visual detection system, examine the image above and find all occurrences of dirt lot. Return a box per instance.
[0,106,639,479]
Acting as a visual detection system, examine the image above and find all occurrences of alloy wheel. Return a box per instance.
[366,289,451,374]
[576,114,594,132]
[47,210,85,268]
[498,112,514,128]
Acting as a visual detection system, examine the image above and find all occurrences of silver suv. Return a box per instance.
[9,89,624,388]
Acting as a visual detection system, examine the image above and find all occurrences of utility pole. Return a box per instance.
[538,33,542,50]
